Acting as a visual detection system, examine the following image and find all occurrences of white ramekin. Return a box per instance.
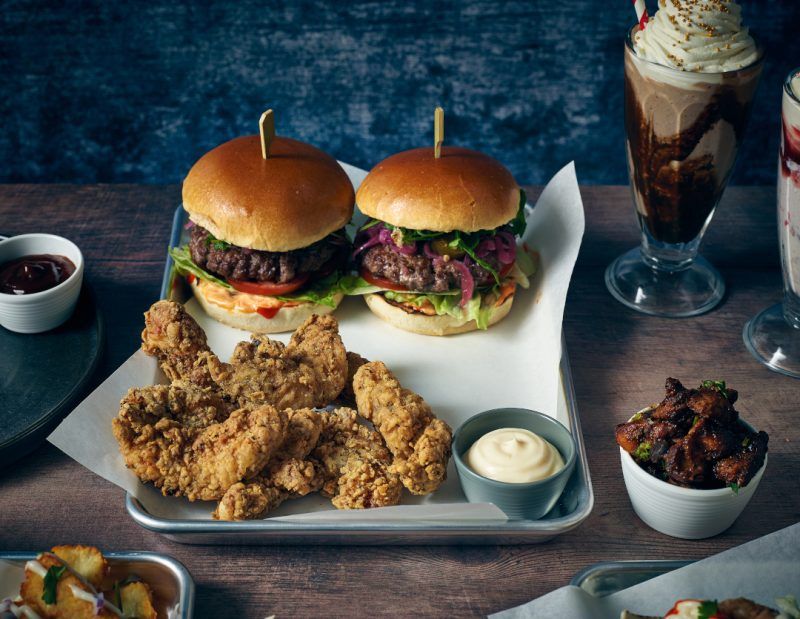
[0,234,84,333]
[620,440,766,540]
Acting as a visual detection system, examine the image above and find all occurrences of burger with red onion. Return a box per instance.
[350,146,534,336]
[169,134,354,333]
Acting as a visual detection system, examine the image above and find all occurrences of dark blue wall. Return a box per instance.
[1,1,797,186]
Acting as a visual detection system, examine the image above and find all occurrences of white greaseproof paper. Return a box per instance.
[47,161,585,522]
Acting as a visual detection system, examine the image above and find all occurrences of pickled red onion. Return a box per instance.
[450,260,474,307]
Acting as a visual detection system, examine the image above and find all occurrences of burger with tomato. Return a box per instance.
[169,134,354,333]
[351,146,535,336]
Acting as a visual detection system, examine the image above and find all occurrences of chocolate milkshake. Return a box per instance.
[607,0,763,318]
[625,0,762,248]
[779,70,800,320]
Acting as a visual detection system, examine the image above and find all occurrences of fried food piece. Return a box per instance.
[714,430,769,487]
[214,481,289,521]
[313,408,402,509]
[113,383,287,501]
[353,362,452,495]
[337,351,369,407]
[119,581,157,619]
[717,597,778,619]
[213,409,325,520]
[20,547,113,618]
[616,378,768,489]
[141,300,211,383]
[202,314,348,410]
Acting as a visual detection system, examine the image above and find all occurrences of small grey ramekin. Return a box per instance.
[452,408,577,520]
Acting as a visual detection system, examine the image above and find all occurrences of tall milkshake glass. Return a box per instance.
[607,5,763,318]
[743,68,800,378]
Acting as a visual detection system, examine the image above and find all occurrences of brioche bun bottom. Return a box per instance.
[363,291,514,336]
[191,278,342,333]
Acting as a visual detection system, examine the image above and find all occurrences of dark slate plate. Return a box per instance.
[0,284,103,468]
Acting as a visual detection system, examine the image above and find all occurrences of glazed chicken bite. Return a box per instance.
[615,378,768,489]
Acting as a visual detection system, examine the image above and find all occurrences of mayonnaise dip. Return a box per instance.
[466,428,564,483]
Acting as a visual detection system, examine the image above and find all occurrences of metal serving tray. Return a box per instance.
[571,560,693,598]
[123,205,594,545]
[0,551,195,618]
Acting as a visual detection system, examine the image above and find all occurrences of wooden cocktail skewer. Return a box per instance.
[259,109,275,159]
[434,107,444,159]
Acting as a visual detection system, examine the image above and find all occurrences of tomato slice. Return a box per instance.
[499,261,515,279]
[360,268,409,292]
[228,273,310,296]
[257,306,282,319]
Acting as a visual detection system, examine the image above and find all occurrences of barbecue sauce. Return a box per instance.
[0,254,76,295]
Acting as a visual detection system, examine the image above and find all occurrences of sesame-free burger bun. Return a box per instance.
[183,135,354,252]
[363,290,515,336]
[356,146,520,232]
[191,277,343,334]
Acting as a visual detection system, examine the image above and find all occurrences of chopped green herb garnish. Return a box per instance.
[728,482,740,494]
[633,441,652,461]
[701,380,728,399]
[630,411,644,422]
[204,231,231,251]
[692,415,700,428]
[742,437,751,447]
[42,565,67,604]
[698,600,719,619]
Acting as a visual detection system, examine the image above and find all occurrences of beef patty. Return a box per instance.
[359,244,499,292]
[189,225,346,283]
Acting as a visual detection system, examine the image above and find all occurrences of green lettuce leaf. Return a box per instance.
[170,245,349,307]
[276,271,348,308]
[169,245,232,289]
[383,290,496,330]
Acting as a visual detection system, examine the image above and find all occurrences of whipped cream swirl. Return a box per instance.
[633,0,759,73]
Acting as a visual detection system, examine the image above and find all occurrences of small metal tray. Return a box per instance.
[571,560,693,598]
[0,551,195,618]
[123,203,595,545]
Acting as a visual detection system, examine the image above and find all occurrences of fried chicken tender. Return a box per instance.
[113,383,287,501]
[312,408,402,509]
[337,351,369,407]
[201,314,348,410]
[141,300,211,383]
[353,362,452,495]
[213,408,325,520]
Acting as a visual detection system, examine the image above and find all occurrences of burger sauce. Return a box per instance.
[0,254,76,295]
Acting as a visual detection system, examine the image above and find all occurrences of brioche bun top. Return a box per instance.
[356,146,520,232]
[183,135,354,252]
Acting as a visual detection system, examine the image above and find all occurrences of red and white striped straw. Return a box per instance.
[632,0,649,29]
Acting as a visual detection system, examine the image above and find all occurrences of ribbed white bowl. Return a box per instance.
[620,445,766,539]
[0,234,84,333]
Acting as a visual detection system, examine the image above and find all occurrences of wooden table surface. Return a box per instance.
[1,185,798,618]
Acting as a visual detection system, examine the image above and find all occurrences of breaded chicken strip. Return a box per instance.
[201,314,348,410]
[214,408,325,520]
[353,362,452,495]
[141,301,349,409]
[337,351,369,407]
[113,383,287,501]
[313,408,402,510]
[141,300,211,383]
